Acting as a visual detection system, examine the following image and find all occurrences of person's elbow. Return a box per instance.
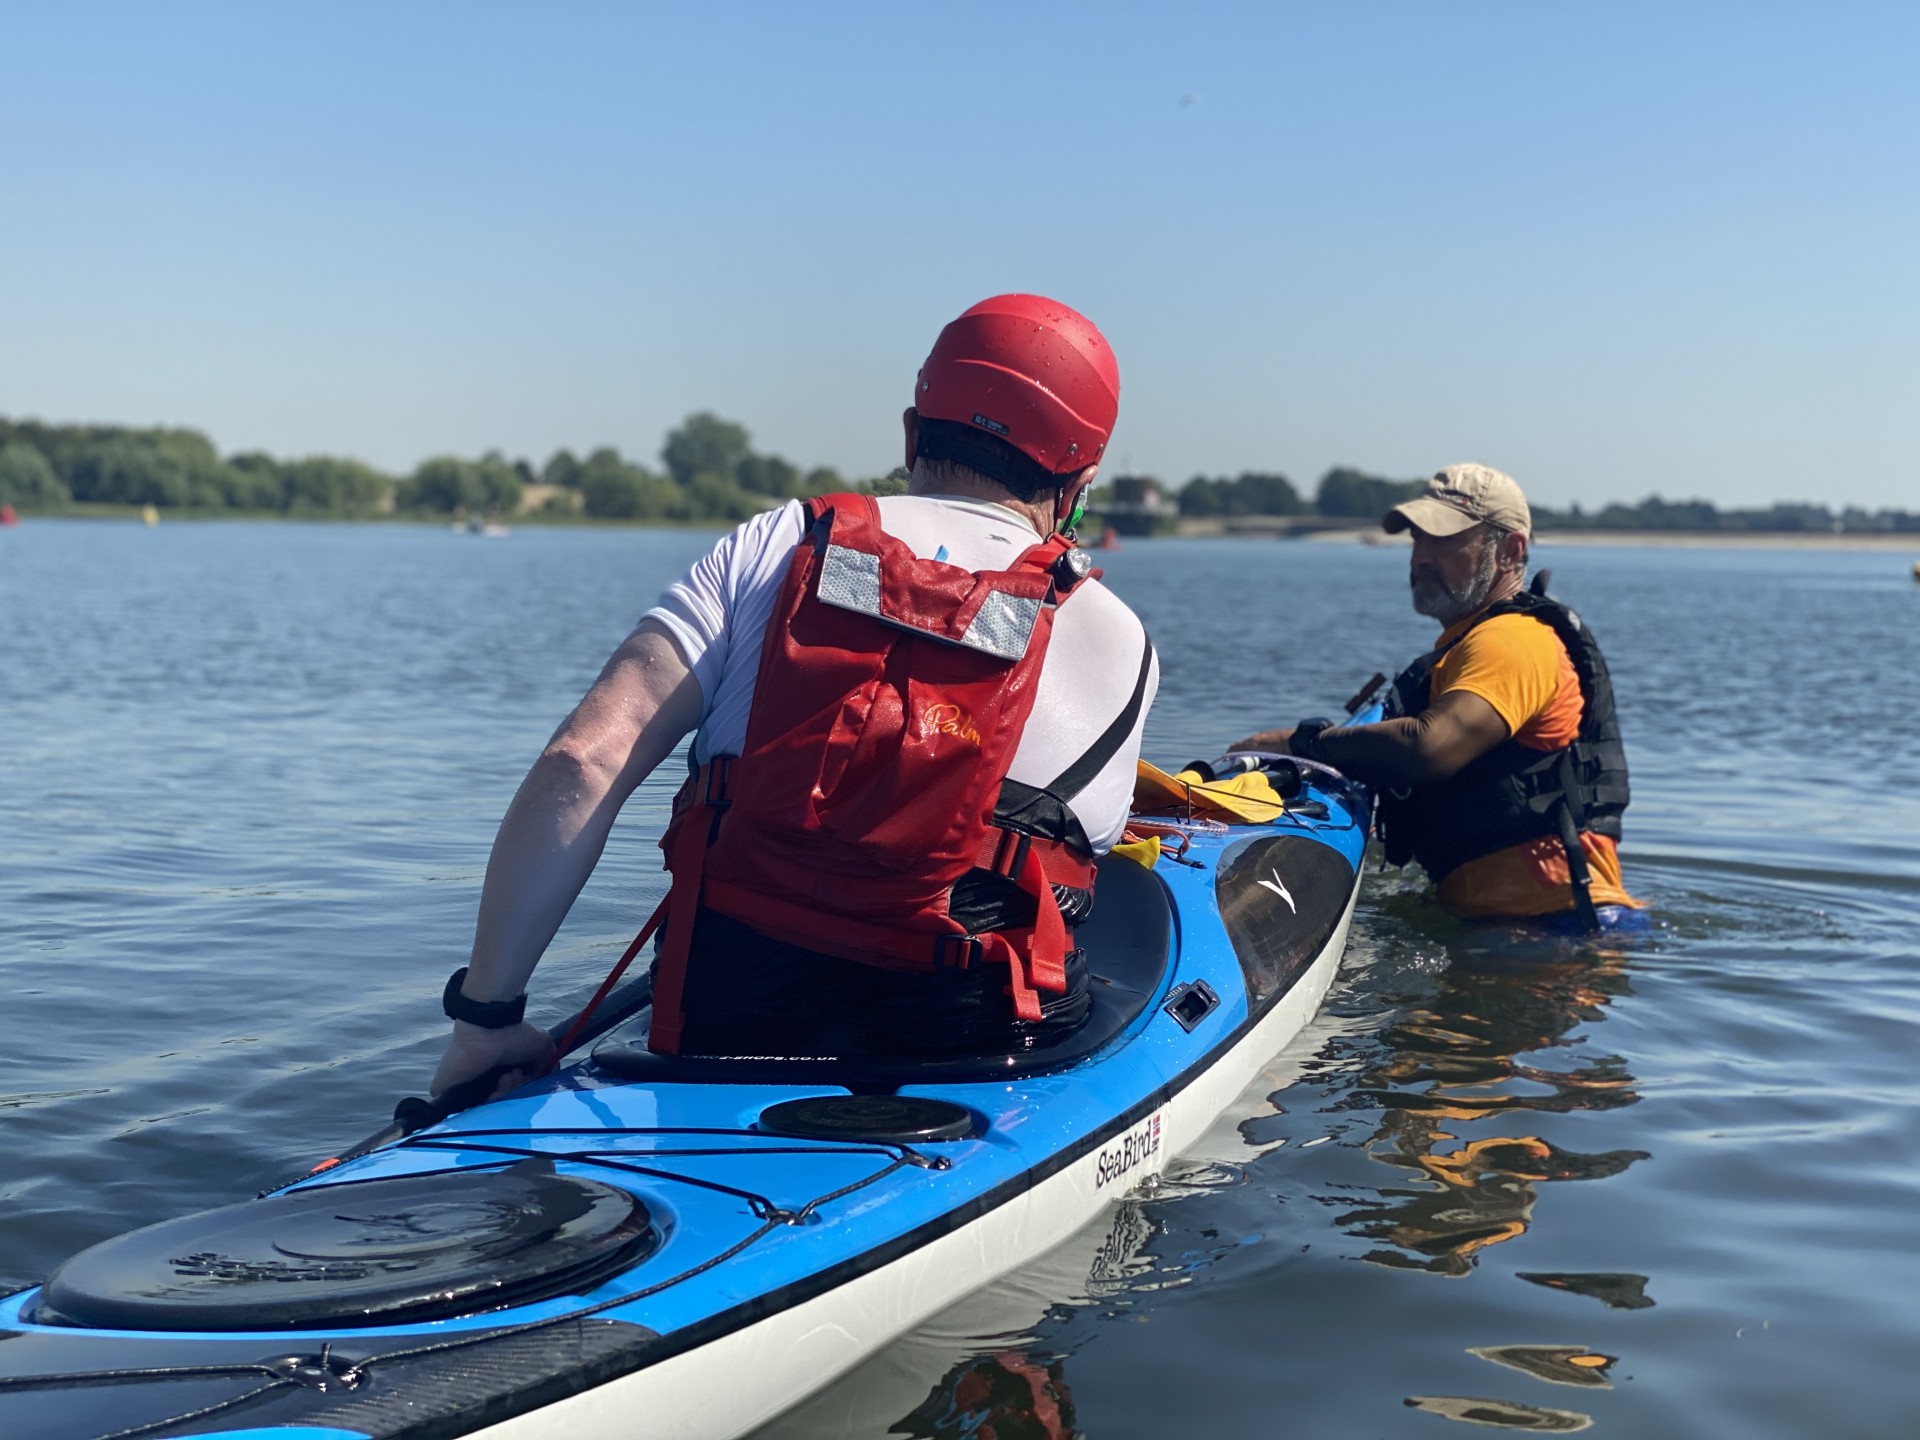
[538,721,642,796]
[1403,717,1471,786]
[1401,700,1511,786]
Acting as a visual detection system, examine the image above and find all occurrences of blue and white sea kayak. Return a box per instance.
[0,762,1370,1440]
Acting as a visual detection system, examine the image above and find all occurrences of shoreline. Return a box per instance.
[1286,526,1920,553]
[8,509,1917,554]
[1533,530,1920,552]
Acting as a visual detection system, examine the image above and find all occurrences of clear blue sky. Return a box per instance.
[4,2,1915,509]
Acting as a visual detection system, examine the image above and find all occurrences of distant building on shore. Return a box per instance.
[1091,475,1170,536]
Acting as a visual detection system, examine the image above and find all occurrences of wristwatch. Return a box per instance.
[442,967,528,1029]
[1288,718,1334,765]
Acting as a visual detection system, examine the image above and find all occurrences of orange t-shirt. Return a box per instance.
[1426,611,1640,919]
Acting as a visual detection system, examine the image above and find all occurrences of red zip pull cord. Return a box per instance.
[546,894,671,1068]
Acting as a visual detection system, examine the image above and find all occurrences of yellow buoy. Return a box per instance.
[141,505,159,527]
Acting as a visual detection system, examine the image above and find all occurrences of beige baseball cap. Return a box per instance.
[1383,463,1532,537]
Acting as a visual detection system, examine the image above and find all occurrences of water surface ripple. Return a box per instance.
[3,522,1916,1438]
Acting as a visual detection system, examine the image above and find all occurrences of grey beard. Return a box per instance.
[1411,544,1498,624]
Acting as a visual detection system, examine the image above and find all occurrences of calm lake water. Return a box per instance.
[3,520,1918,1438]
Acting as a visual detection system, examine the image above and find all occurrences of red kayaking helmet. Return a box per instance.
[915,294,1120,483]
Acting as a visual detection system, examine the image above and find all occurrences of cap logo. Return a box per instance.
[972,413,1009,436]
[1431,486,1479,512]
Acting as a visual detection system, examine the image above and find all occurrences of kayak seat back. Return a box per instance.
[591,855,1175,1086]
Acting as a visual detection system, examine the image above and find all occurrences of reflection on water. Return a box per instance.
[1402,1394,1593,1432]
[821,929,1669,1438]
[1335,950,1650,1278]
[1469,1346,1618,1389]
[1515,1271,1654,1311]
[899,1351,1079,1440]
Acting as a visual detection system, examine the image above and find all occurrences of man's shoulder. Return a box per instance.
[1054,576,1149,664]
[1069,574,1145,628]
[710,501,807,573]
[1455,609,1566,663]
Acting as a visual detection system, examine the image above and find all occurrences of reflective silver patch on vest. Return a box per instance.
[959,590,1042,660]
[817,543,883,615]
[817,541,1040,660]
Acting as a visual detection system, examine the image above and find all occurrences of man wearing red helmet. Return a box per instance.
[432,295,1158,1097]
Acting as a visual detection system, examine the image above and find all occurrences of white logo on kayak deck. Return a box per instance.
[1095,1112,1164,1189]
[1258,868,1297,913]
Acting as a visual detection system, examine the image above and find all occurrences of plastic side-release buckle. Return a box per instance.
[988,829,1032,877]
[935,934,985,971]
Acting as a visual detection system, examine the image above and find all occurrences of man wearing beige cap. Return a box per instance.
[1237,464,1640,931]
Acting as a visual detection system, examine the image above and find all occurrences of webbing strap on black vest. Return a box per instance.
[1554,750,1601,932]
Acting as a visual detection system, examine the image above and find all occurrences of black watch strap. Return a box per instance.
[442,967,528,1029]
[1289,719,1334,764]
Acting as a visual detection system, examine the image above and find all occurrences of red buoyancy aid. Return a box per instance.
[648,493,1096,1054]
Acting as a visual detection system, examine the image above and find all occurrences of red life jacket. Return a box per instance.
[648,493,1098,1054]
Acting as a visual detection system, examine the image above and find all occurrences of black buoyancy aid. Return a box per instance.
[1377,582,1630,894]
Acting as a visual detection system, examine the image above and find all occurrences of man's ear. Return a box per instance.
[1504,531,1531,571]
[1056,465,1100,529]
[902,408,920,473]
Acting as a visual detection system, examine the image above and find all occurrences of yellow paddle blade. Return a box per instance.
[1132,760,1286,823]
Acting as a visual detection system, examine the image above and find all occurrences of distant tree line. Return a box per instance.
[3,411,1912,533]
[1528,495,1920,534]
[1173,466,1427,520]
[0,411,898,521]
[533,413,877,522]
[1166,466,1920,533]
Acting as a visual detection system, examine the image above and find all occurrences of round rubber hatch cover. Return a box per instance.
[35,1163,655,1332]
[759,1095,976,1143]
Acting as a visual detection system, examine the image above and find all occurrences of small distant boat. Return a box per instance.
[453,515,511,538]
[1090,526,1122,551]
[140,505,159,527]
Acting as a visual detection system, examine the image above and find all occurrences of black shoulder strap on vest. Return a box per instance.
[1050,633,1156,800]
[995,632,1156,848]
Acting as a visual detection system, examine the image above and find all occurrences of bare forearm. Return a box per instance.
[1234,727,1294,752]
[461,747,630,1002]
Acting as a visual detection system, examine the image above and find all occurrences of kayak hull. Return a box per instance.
[1,782,1369,1440]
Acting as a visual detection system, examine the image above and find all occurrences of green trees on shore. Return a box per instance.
[1174,467,1426,520]
[1162,464,1920,533]
[0,412,886,521]
[0,419,403,515]
[3,409,1914,532]
[1524,496,1920,533]
[544,412,856,522]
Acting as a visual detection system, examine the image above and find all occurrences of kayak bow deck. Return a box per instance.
[1,768,1369,1440]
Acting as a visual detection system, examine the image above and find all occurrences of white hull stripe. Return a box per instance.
[468,884,1362,1440]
